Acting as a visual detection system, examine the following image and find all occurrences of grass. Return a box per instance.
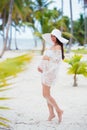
[71,48,87,54]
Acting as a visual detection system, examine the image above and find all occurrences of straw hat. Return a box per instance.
[42,28,69,44]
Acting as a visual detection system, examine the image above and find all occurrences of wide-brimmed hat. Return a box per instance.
[42,29,69,44]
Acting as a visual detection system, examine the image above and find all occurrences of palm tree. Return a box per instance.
[34,7,61,54]
[0,0,14,57]
[33,0,71,54]
[0,0,33,52]
[78,0,87,45]
[0,0,9,43]
[8,0,33,50]
[73,14,85,45]
[33,0,53,11]
[32,0,53,31]
[0,53,33,128]
[64,54,87,86]
[32,0,54,54]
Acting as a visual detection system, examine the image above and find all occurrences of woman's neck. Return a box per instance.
[53,42,58,46]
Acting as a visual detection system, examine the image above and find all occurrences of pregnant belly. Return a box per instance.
[42,55,50,60]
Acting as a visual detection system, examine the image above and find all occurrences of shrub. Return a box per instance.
[64,54,87,86]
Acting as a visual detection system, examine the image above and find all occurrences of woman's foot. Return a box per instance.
[58,110,63,123]
[48,114,55,121]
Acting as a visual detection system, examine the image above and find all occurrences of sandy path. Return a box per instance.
[0,55,87,130]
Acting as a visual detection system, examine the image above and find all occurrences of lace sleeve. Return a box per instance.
[50,50,62,63]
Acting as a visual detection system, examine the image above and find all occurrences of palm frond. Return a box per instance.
[0,106,11,110]
[0,122,10,128]
[77,62,87,76]
[0,97,12,100]
[0,53,33,86]
[0,53,33,128]
[0,87,12,92]
[0,117,10,122]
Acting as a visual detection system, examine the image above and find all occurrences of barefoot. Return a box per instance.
[48,114,55,121]
[58,110,63,123]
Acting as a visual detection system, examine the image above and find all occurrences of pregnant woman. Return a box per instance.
[37,29,68,123]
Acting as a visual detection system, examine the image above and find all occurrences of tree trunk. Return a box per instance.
[68,0,73,53]
[8,25,12,50]
[41,40,45,55]
[34,38,37,47]
[73,74,78,86]
[61,0,63,32]
[2,8,6,43]
[0,0,14,57]
[15,25,18,50]
[83,2,87,45]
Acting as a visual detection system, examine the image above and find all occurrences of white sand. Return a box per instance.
[0,52,87,130]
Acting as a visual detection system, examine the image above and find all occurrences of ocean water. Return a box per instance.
[0,38,43,50]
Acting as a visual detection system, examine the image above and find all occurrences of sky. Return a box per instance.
[49,0,83,20]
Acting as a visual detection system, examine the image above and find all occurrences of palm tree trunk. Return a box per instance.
[2,8,6,43]
[41,40,45,55]
[0,0,14,57]
[8,24,12,50]
[15,25,18,50]
[61,0,63,32]
[69,0,73,53]
[83,2,87,45]
[73,74,77,86]
[34,38,37,47]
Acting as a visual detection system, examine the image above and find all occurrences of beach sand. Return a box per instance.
[0,51,87,130]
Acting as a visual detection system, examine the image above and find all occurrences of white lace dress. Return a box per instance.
[39,49,62,87]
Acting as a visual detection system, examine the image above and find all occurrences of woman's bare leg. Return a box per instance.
[42,84,55,121]
[47,101,55,121]
[42,84,63,122]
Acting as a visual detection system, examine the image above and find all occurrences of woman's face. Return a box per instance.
[51,35,57,45]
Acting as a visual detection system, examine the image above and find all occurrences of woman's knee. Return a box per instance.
[43,91,49,98]
[42,85,50,98]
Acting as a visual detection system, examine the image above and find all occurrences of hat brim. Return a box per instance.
[42,33,69,44]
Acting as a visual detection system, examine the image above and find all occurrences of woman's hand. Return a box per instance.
[37,67,43,73]
[42,56,50,60]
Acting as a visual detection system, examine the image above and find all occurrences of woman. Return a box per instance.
[37,29,68,123]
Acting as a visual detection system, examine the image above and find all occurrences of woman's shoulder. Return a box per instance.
[44,46,61,53]
[50,45,61,50]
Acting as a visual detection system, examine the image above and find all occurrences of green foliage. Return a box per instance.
[72,48,87,54]
[0,106,11,110]
[64,54,87,86]
[64,54,82,66]
[0,53,33,128]
[0,53,33,87]
[62,32,74,41]
[0,122,10,128]
[64,54,87,75]
[73,14,85,45]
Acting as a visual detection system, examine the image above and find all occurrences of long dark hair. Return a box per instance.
[56,38,65,60]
